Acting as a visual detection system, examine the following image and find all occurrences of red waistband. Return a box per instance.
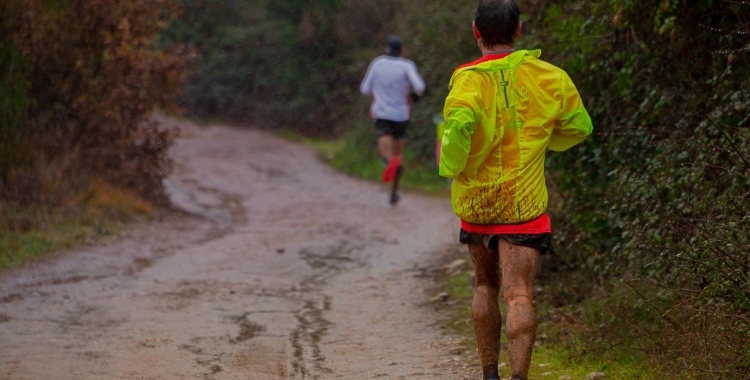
[460,214,552,235]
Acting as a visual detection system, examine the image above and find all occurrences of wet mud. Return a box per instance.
[0,117,477,379]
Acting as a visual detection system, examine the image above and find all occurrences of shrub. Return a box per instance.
[524,1,750,377]
[1,0,187,204]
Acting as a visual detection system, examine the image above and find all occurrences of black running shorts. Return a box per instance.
[459,229,553,255]
[375,119,409,140]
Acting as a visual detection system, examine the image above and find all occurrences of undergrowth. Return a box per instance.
[437,250,669,380]
[0,181,154,271]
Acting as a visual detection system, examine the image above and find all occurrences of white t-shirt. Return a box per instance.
[360,56,426,122]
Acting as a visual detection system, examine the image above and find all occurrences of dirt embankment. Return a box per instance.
[0,118,477,380]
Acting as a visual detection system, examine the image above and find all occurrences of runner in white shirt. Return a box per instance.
[360,36,426,205]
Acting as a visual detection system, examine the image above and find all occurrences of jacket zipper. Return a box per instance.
[500,70,510,108]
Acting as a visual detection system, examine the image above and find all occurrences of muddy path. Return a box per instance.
[0,117,475,379]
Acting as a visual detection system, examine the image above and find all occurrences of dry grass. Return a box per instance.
[74,180,154,219]
[0,179,154,271]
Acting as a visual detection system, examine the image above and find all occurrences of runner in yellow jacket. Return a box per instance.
[438,1,592,380]
[440,49,592,224]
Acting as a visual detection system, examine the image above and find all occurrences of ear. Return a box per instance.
[472,21,481,40]
[514,20,523,39]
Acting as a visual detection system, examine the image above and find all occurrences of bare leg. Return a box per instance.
[377,135,394,161]
[468,243,502,380]
[392,138,405,157]
[498,239,540,380]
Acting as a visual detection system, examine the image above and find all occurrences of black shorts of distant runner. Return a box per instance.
[375,119,409,140]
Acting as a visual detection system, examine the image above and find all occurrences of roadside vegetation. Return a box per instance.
[0,0,187,269]
[2,0,747,377]
[437,258,665,379]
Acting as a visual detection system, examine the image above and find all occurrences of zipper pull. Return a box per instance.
[499,71,510,108]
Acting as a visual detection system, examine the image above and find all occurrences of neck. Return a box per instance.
[480,43,515,56]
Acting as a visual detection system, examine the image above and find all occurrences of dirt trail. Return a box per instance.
[0,118,475,379]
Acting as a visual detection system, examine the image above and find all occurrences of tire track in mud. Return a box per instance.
[289,237,366,378]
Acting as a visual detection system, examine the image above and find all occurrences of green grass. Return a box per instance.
[330,150,449,194]
[0,208,125,270]
[527,345,657,379]
[439,256,666,380]
[0,181,152,271]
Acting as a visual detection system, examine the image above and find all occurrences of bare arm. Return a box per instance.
[406,61,426,96]
[360,60,377,95]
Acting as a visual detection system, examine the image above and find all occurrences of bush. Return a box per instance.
[523,1,750,377]
[1,0,187,204]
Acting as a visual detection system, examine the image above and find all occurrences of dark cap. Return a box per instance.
[386,35,402,56]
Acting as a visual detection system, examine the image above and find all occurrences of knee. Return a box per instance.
[474,277,500,294]
[502,287,533,308]
[475,283,500,299]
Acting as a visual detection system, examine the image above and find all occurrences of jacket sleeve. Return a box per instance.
[439,73,479,179]
[548,72,593,152]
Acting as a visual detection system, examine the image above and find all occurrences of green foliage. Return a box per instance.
[162,0,398,135]
[0,2,32,181]
[520,0,750,377]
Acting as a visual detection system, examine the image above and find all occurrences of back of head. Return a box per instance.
[386,35,402,56]
[474,0,521,47]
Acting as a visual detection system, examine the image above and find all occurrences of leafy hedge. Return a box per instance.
[524,1,749,377]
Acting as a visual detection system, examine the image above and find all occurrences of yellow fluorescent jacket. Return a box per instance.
[439,50,593,224]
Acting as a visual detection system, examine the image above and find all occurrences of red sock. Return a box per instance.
[382,156,402,183]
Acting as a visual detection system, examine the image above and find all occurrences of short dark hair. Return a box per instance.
[474,0,521,47]
[386,35,402,56]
